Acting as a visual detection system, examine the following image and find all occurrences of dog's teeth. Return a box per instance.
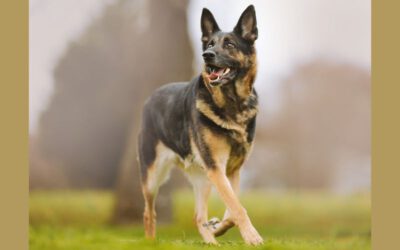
[223,68,230,75]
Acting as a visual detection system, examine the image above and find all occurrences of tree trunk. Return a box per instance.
[112,0,194,224]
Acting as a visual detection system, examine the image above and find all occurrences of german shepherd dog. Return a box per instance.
[138,5,263,245]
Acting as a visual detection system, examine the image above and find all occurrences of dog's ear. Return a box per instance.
[234,5,258,44]
[201,8,220,45]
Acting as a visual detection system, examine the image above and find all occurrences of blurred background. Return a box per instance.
[29,0,370,243]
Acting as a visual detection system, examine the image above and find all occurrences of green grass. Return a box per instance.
[30,190,370,250]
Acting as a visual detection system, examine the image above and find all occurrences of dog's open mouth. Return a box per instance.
[205,64,235,86]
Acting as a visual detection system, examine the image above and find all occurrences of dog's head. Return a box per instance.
[201,5,258,87]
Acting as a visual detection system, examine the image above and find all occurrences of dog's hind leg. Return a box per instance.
[188,175,217,244]
[141,179,157,239]
[140,141,175,239]
[141,161,174,239]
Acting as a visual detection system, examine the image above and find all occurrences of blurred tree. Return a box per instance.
[29,135,68,189]
[36,0,194,223]
[247,60,370,191]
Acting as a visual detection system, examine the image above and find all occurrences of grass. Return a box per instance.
[29,190,370,250]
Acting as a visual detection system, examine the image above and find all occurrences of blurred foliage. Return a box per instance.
[248,61,370,190]
[31,0,194,223]
[30,191,114,226]
[33,0,193,189]
[29,190,370,250]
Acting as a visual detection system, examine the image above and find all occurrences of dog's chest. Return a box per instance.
[226,108,257,144]
[226,139,252,174]
[181,130,252,174]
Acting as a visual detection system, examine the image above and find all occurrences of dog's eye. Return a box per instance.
[225,42,236,49]
[207,41,215,48]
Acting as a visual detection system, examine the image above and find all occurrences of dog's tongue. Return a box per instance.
[209,68,225,81]
[209,72,219,80]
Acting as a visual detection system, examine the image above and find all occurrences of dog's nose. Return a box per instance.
[202,51,216,60]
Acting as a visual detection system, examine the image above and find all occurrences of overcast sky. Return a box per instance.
[29,0,370,133]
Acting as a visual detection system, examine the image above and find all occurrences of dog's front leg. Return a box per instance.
[212,170,240,237]
[191,177,218,244]
[207,169,263,245]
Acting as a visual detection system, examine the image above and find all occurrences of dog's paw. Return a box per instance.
[240,225,264,246]
[203,238,219,245]
[203,217,220,230]
[199,218,219,245]
[212,219,235,237]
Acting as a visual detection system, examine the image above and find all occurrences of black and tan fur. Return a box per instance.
[138,5,263,245]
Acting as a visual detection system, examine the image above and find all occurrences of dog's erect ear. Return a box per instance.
[201,8,220,44]
[234,5,258,44]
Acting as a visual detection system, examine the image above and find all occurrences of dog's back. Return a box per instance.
[138,81,193,180]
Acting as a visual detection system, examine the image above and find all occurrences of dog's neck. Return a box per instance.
[197,73,258,127]
[201,63,257,105]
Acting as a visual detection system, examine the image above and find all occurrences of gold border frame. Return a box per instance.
[0,1,28,250]
[371,0,399,249]
[1,0,397,249]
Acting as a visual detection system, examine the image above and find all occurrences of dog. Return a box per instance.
[138,5,263,245]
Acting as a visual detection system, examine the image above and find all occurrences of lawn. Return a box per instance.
[29,190,370,250]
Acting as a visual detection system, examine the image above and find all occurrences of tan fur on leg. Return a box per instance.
[207,169,263,245]
[141,142,176,239]
[213,170,240,237]
[142,187,156,239]
[191,178,217,244]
